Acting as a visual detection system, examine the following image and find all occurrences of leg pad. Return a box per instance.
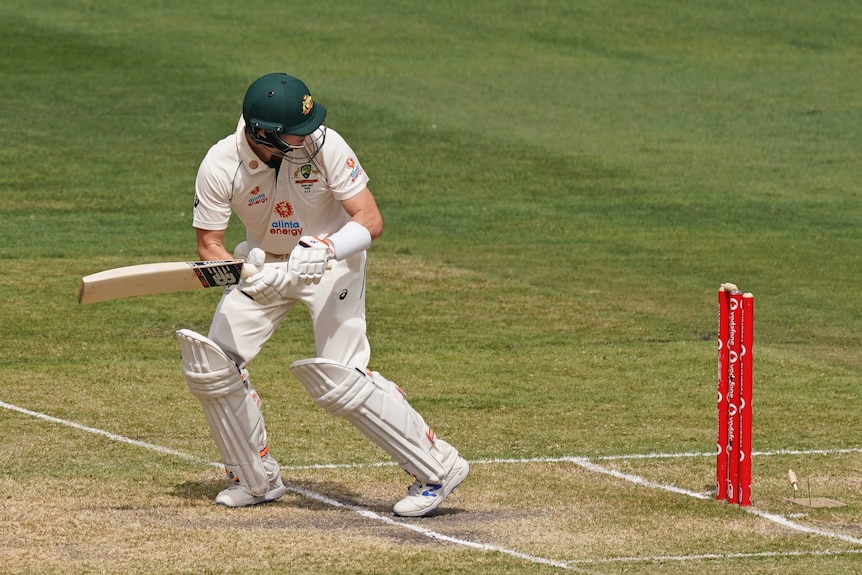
[290,358,449,482]
[177,329,271,495]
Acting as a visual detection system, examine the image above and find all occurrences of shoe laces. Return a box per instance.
[405,479,425,497]
[405,479,443,498]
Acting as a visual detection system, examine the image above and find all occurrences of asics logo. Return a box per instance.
[422,484,443,497]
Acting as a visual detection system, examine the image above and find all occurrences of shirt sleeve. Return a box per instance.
[320,129,370,202]
[192,155,232,231]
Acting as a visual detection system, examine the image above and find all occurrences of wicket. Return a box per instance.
[716,283,754,506]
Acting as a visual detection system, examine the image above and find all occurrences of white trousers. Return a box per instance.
[207,251,371,370]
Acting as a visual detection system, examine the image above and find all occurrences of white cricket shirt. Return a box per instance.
[193,117,369,255]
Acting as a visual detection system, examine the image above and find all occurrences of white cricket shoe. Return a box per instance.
[393,455,469,517]
[215,455,287,507]
[215,475,286,507]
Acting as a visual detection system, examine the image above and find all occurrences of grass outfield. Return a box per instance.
[1,1,861,573]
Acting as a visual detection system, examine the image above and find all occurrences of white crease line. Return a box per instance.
[744,507,862,545]
[5,399,862,565]
[285,448,862,471]
[0,400,218,468]
[595,447,862,460]
[570,547,862,565]
[0,400,580,572]
[472,448,862,465]
[284,484,578,571]
[564,457,862,546]
[565,456,711,499]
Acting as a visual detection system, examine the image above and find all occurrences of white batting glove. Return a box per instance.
[288,236,333,285]
[240,248,295,304]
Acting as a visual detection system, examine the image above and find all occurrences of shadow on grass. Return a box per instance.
[170,476,468,519]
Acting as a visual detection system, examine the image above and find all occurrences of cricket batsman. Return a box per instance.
[177,72,469,517]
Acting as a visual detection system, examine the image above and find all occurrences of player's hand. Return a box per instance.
[240,248,295,304]
[288,236,333,285]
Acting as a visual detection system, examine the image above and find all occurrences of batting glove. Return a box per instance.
[240,248,294,304]
[288,236,334,286]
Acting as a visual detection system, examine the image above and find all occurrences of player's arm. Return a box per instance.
[315,187,382,262]
[339,187,383,241]
[196,228,233,261]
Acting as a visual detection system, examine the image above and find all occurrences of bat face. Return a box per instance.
[78,260,245,304]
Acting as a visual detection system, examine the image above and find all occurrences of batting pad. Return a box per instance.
[177,329,270,496]
[290,358,447,483]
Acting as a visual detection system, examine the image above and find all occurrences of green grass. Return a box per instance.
[1,0,861,573]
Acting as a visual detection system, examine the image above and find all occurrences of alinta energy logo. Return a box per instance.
[271,201,302,236]
[274,201,294,218]
[248,186,267,207]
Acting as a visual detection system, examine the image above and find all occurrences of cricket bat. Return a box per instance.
[78,260,246,304]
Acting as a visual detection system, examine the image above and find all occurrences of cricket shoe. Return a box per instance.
[393,452,469,517]
[215,456,287,507]
[215,476,286,507]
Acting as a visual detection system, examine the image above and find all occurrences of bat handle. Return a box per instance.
[240,260,262,279]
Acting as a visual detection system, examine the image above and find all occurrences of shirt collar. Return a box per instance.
[235,116,271,174]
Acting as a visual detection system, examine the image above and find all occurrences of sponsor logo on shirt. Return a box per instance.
[270,221,302,235]
[346,157,364,183]
[271,201,302,235]
[274,201,294,217]
[247,186,267,207]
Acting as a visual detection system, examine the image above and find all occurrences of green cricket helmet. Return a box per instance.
[242,73,327,159]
